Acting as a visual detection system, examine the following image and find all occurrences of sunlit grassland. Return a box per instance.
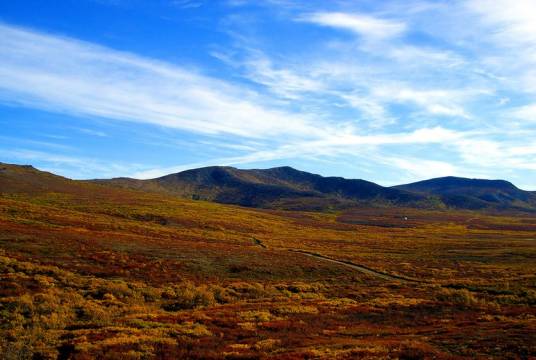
[0,189,535,359]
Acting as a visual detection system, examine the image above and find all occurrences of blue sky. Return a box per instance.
[1,0,535,189]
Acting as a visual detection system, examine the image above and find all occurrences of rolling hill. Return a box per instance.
[394,176,536,211]
[0,163,80,194]
[1,161,536,358]
[2,162,535,212]
[93,166,430,210]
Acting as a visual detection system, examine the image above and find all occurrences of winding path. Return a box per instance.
[289,249,422,283]
[253,237,421,283]
[254,239,500,292]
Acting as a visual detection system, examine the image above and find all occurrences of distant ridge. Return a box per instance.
[1,162,535,212]
[94,165,429,210]
[93,165,536,212]
[393,176,536,211]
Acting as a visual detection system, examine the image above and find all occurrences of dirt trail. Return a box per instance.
[253,238,421,282]
[256,240,501,291]
[290,250,422,283]
[252,238,267,249]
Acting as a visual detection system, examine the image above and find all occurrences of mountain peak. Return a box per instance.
[394,176,532,210]
[399,176,518,191]
[100,164,426,210]
[267,166,300,172]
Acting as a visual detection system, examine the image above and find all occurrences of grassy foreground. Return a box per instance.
[0,177,535,358]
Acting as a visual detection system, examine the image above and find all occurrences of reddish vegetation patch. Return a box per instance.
[0,173,535,358]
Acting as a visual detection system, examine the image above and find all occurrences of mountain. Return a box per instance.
[0,163,81,194]
[0,162,153,202]
[95,166,429,210]
[3,162,535,212]
[393,176,536,211]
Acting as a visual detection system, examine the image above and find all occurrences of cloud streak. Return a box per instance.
[0,23,322,140]
[299,12,407,39]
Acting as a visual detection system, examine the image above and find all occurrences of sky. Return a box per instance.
[0,0,535,189]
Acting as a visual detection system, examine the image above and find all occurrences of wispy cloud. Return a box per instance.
[132,126,465,179]
[0,23,322,140]
[0,137,74,152]
[466,0,536,47]
[463,0,536,98]
[299,12,407,39]
[76,128,108,137]
[512,104,536,122]
[240,52,324,99]
[369,85,475,119]
[1,0,536,187]
[388,157,459,180]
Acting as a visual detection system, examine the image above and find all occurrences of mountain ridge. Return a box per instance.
[393,176,536,211]
[1,162,535,212]
[68,164,536,212]
[93,165,430,210]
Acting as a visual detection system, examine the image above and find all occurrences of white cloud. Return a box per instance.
[132,126,465,178]
[241,52,324,99]
[371,85,472,118]
[76,128,108,137]
[2,1,536,186]
[0,23,322,140]
[512,104,536,122]
[385,45,465,68]
[299,12,407,39]
[389,157,458,180]
[464,0,536,97]
[340,94,394,126]
[466,0,536,47]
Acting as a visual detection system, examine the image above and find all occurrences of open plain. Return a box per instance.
[0,164,534,359]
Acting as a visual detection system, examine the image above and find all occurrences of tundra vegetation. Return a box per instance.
[0,164,535,359]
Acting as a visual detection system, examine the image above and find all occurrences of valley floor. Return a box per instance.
[0,189,535,359]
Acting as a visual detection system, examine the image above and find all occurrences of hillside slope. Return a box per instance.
[3,162,535,212]
[0,162,163,204]
[0,163,81,194]
[394,176,536,211]
[95,166,429,210]
[1,162,535,359]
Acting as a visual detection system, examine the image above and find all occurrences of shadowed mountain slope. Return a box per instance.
[2,162,534,212]
[94,166,430,210]
[393,176,536,211]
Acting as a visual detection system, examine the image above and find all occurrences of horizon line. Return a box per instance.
[2,160,534,192]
